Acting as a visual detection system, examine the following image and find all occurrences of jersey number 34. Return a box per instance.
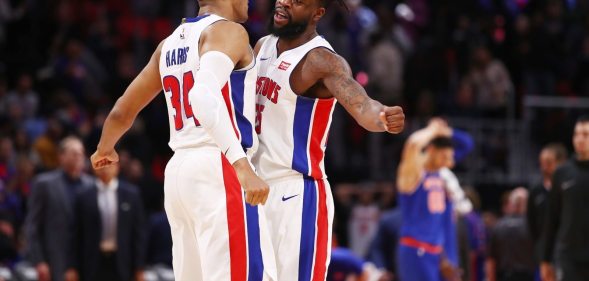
[163,71,200,131]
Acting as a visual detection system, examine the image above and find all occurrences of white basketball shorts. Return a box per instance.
[262,176,335,281]
[164,146,277,281]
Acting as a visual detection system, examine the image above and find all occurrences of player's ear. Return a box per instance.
[313,7,326,22]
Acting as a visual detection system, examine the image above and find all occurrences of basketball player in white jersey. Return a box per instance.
[252,0,405,280]
[90,1,277,280]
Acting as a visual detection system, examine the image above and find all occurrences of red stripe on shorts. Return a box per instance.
[222,154,247,281]
[312,179,329,281]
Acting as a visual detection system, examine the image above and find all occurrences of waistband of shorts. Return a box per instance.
[400,236,443,254]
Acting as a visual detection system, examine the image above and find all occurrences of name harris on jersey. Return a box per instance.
[165,47,190,67]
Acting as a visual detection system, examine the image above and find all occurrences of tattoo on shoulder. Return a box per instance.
[308,50,370,113]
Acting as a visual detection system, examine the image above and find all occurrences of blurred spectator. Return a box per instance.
[333,184,355,247]
[524,0,568,97]
[461,187,486,281]
[245,0,272,43]
[13,129,40,166]
[486,187,535,281]
[145,208,172,267]
[454,80,477,117]
[327,247,383,281]
[463,45,513,117]
[366,207,402,280]
[0,178,18,266]
[5,155,34,226]
[366,30,404,105]
[526,143,567,265]
[0,137,15,184]
[67,163,145,281]
[348,187,380,258]
[121,157,161,215]
[0,211,17,265]
[24,136,93,281]
[5,73,39,121]
[53,39,108,106]
[541,116,589,281]
[319,0,376,72]
[33,118,65,171]
[0,169,24,233]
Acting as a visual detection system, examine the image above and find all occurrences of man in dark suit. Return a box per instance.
[66,162,146,281]
[24,136,94,281]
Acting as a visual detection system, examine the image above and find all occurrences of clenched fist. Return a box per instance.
[90,148,119,170]
[232,158,269,206]
[379,106,405,134]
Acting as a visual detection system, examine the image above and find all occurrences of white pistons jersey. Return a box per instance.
[159,14,258,156]
[252,35,337,182]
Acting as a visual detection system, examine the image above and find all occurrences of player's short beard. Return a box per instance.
[267,13,308,39]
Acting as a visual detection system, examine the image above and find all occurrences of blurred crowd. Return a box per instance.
[1,0,589,279]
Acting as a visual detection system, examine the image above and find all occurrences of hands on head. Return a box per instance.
[428,117,452,137]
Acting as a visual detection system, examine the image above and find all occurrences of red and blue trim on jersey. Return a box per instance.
[292,97,336,179]
[299,177,329,281]
[221,72,255,151]
[222,154,265,281]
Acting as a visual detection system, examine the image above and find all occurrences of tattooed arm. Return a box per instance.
[305,48,404,133]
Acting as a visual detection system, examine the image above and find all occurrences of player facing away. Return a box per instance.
[90,0,277,280]
[396,119,461,281]
[251,0,405,280]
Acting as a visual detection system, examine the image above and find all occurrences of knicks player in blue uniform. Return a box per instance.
[396,119,461,281]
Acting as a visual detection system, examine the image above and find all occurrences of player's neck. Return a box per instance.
[198,5,236,21]
[277,29,319,55]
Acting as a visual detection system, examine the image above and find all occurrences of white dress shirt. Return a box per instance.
[96,179,118,252]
